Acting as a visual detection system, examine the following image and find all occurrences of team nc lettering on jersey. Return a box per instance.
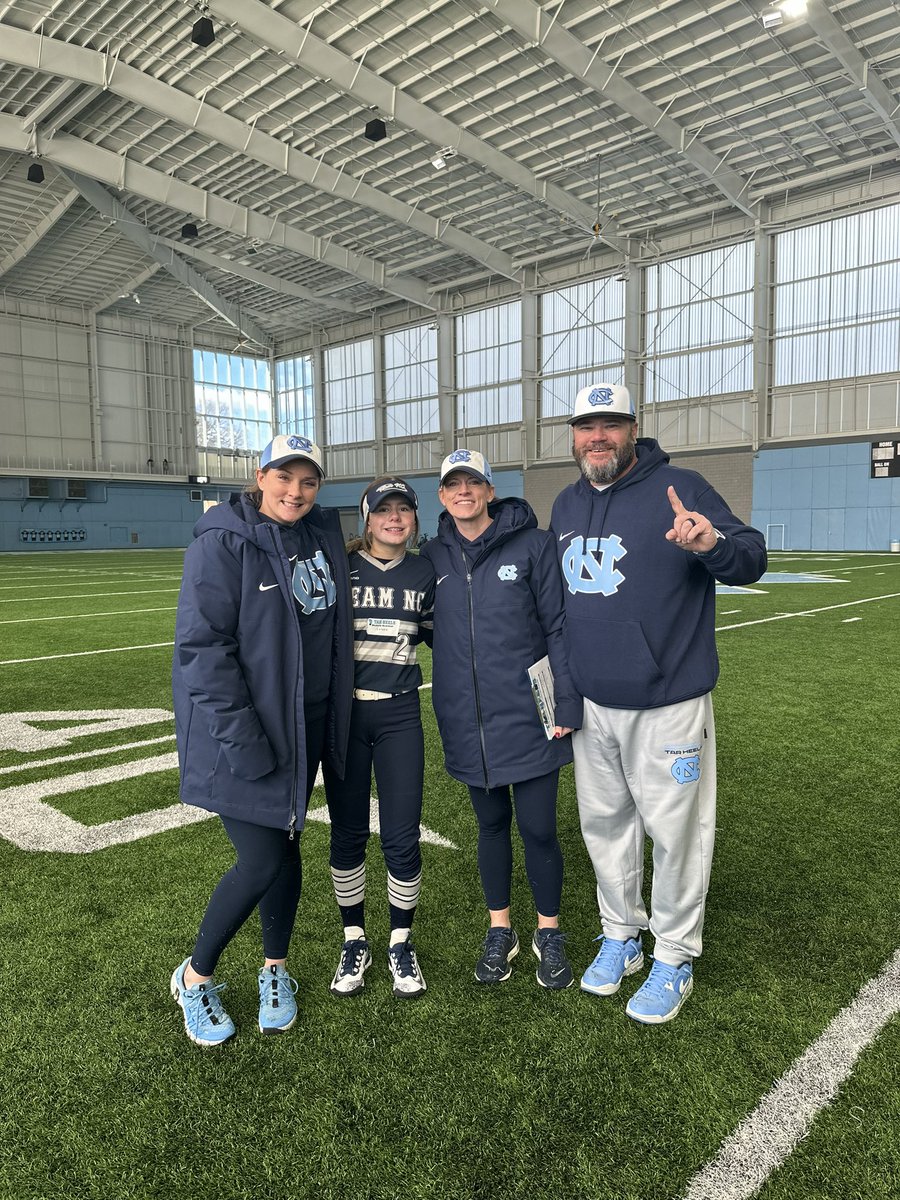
[351,586,425,613]
[292,551,337,614]
[561,534,627,596]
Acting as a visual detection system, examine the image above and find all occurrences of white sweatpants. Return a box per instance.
[572,694,716,966]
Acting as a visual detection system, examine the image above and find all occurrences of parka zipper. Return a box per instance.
[462,547,490,789]
[267,522,301,839]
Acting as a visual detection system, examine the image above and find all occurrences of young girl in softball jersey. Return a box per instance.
[323,477,435,997]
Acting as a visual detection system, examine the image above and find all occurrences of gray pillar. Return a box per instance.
[521,287,539,468]
[753,211,774,451]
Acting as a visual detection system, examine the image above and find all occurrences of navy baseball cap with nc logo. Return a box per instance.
[259,433,325,477]
[568,382,635,424]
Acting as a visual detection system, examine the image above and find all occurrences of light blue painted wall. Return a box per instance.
[751,441,900,550]
[0,469,526,551]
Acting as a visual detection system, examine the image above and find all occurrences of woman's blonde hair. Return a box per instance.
[346,475,420,554]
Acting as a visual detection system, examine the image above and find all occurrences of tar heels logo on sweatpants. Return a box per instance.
[292,551,336,613]
[561,534,626,595]
[670,755,701,785]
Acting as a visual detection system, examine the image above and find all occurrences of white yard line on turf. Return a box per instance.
[0,607,176,625]
[0,642,173,665]
[0,589,179,604]
[716,593,900,632]
[0,735,175,774]
[682,948,900,1200]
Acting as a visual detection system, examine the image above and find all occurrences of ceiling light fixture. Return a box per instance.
[27,162,45,184]
[431,147,456,170]
[181,221,199,239]
[364,118,387,142]
[761,6,784,27]
[132,293,141,305]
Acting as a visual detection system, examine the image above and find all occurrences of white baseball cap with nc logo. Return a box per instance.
[568,382,635,425]
[439,448,493,485]
[259,434,325,477]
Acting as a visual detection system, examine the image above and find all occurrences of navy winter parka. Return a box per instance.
[422,496,582,790]
[550,438,767,710]
[172,492,354,832]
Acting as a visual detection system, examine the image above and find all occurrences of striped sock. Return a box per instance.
[332,862,366,931]
[388,869,421,934]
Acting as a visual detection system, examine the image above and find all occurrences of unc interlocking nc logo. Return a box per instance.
[671,755,701,785]
[448,450,472,464]
[292,551,337,614]
[497,564,518,581]
[588,387,614,406]
[287,435,312,452]
[561,535,627,596]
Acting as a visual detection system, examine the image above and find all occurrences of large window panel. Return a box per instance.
[325,338,375,446]
[775,205,900,386]
[456,301,522,427]
[541,278,625,417]
[384,325,439,438]
[275,355,316,440]
[193,349,272,452]
[645,242,753,403]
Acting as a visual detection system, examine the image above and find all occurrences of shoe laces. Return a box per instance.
[641,960,679,998]
[482,927,513,965]
[594,936,632,972]
[390,939,417,978]
[191,979,229,1026]
[261,965,298,1010]
[537,929,568,968]
[339,938,369,977]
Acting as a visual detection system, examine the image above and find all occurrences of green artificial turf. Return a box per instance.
[0,549,897,1200]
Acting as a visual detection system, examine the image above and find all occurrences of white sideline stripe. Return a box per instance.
[716,592,900,632]
[0,735,175,775]
[0,588,179,604]
[682,948,900,1200]
[0,606,176,625]
[0,642,173,665]
[0,575,180,590]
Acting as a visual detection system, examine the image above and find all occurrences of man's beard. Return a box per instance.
[574,435,636,485]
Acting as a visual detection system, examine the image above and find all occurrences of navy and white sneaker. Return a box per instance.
[388,938,427,998]
[330,938,372,996]
[626,959,693,1025]
[532,929,574,990]
[170,957,235,1047]
[580,935,644,996]
[258,963,299,1034]
[474,927,519,983]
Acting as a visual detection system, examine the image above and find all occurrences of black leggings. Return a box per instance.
[190,712,325,976]
[467,769,563,918]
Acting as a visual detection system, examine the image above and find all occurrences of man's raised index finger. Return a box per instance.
[667,485,687,514]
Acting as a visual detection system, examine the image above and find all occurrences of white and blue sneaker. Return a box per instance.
[626,959,693,1025]
[258,963,299,1034]
[580,935,644,996]
[170,957,235,1047]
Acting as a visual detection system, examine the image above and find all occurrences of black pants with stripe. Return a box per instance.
[323,690,424,882]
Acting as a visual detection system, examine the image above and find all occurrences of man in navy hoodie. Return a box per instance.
[551,383,766,1024]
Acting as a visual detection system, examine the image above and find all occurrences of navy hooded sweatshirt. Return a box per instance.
[550,438,767,711]
[422,496,582,790]
[172,492,354,832]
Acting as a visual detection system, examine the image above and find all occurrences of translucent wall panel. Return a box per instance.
[275,354,315,440]
[193,349,272,453]
[775,204,900,387]
[645,242,753,403]
[540,278,625,417]
[325,338,375,445]
[456,301,521,427]
[384,325,439,438]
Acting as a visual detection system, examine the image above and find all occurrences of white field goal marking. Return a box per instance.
[683,949,900,1200]
[0,642,174,665]
[0,607,176,625]
[0,588,179,604]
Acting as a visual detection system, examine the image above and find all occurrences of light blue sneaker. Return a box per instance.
[258,963,299,1034]
[580,935,644,996]
[626,959,693,1025]
[170,958,235,1047]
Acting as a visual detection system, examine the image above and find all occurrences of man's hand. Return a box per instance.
[665,486,719,553]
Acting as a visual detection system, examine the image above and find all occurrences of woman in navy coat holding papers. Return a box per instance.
[422,449,582,991]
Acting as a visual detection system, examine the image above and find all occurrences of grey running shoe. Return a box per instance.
[330,937,372,996]
[388,938,427,998]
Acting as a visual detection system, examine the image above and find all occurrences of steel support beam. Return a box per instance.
[805,0,900,151]
[208,0,628,255]
[0,26,523,284]
[91,262,162,315]
[490,0,756,219]
[63,171,272,349]
[0,186,79,280]
[0,115,436,310]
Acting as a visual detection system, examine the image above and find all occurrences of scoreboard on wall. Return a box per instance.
[871,438,900,479]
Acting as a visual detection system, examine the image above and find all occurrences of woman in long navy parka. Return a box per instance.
[170,434,353,1046]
